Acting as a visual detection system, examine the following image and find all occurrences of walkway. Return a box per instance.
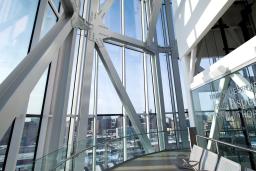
[110,150,190,171]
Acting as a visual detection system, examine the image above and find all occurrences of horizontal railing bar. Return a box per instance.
[196,135,256,154]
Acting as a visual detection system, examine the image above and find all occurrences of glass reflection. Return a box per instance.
[0,0,39,84]
[192,63,256,157]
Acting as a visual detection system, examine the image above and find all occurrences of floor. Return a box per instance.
[110,150,190,171]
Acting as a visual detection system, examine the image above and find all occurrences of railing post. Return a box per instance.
[104,143,108,168]
[215,142,219,155]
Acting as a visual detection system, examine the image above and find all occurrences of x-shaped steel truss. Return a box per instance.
[0,0,173,153]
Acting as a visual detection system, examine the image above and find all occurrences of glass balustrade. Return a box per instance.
[34,130,189,171]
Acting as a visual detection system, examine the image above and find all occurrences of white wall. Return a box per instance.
[172,0,234,57]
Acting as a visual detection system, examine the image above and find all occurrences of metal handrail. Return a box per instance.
[196,135,256,154]
[51,130,188,170]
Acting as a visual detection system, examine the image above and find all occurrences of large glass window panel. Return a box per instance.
[97,44,122,114]
[0,123,13,171]
[161,5,169,45]
[124,0,142,40]
[159,53,172,112]
[149,114,157,132]
[87,117,94,142]
[25,3,57,115]
[126,114,146,135]
[67,35,80,115]
[147,55,155,113]
[96,115,123,142]
[0,0,39,84]
[156,11,165,46]
[103,0,121,33]
[27,68,49,114]
[126,48,145,113]
[95,115,123,167]
[16,117,40,171]
[192,62,256,152]
[165,113,176,147]
[40,5,58,38]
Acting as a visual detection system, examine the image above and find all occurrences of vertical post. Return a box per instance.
[121,0,127,161]
[147,0,168,151]
[151,52,167,151]
[44,30,76,170]
[181,53,196,127]
[104,143,108,168]
[164,0,189,147]
[141,0,150,135]
[76,0,98,150]
[92,53,98,171]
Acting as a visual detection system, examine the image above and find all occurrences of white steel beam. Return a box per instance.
[181,56,195,127]
[151,52,167,150]
[230,73,255,99]
[46,30,77,154]
[75,0,99,147]
[164,0,189,147]
[75,37,95,149]
[102,29,153,53]
[95,40,154,153]
[146,0,162,43]
[35,50,59,160]
[0,16,73,140]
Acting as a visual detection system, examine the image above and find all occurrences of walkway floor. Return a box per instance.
[110,150,190,171]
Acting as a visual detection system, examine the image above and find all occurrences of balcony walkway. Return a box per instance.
[110,150,190,171]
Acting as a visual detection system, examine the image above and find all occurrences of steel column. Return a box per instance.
[165,0,189,147]
[0,17,73,140]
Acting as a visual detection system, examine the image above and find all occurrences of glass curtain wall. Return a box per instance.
[17,1,60,170]
[65,0,188,164]
[0,0,60,170]
[192,62,256,168]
